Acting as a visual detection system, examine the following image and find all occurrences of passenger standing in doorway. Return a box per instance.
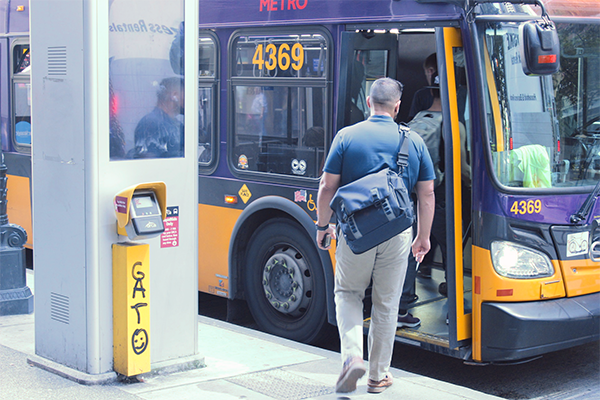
[131,77,184,158]
[316,78,435,394]
[407,53,439,279]
[401,71,471,306]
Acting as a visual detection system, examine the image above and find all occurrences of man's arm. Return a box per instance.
[316,172,341,250]
[412,179,435,262]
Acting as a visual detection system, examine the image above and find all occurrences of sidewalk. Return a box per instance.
[0,270,503,400]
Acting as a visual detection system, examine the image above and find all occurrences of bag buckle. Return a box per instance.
[371,188,382,208]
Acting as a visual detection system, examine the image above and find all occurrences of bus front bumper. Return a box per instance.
[480,292,600,362]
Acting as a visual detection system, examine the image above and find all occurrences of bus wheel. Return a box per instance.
[244,218,329,344]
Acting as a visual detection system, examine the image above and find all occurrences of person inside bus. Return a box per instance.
[408,53,437,120]
[407,53,439,276]
[130,77,185,159]
[316,78,435,394]
[400,71,471,313]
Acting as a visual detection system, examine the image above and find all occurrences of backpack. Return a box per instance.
[329,124,414,254]
[408,110,444,187]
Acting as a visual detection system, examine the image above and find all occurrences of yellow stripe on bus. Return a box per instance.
[198,204,242,297]
[6,174,33,248]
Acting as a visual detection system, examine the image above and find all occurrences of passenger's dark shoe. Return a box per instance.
[406,294,419,304]
[367,374,393,393]
[417,264,432,279]
[335,356,366,393]
[397,312,421,328]
[439,282,447,296]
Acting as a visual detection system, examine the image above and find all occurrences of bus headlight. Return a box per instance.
[491,241,554,279]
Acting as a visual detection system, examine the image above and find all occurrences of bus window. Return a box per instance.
[12,43,31,149]
[198,33,218,168]
[13,44,30,74]
[344,49,389,127]
[480,20,599,189]
[229,30,330,179]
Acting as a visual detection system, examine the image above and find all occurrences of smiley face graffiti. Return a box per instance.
[131,328,149,355]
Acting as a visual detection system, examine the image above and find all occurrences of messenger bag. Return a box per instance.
[330,124,414,254]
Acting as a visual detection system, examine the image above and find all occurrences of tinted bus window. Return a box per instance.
[109,1,184,161]
[481,20,600,189]
[198,34,218,167]
[12,44,31,148]
[229,31,329,179]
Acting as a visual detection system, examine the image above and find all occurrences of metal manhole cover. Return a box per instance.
[227,369,333,400]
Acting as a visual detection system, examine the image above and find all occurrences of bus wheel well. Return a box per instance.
[230,209,297,301]
[239,216,331,344]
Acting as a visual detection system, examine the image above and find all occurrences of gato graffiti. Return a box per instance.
[131,261,149,355]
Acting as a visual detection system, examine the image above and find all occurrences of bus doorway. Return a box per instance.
[336,26,473,359]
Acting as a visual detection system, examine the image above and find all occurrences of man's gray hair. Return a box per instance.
[369,77,403,107]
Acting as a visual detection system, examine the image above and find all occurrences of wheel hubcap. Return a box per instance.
[262,247,311,316]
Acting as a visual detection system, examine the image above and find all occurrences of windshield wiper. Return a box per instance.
[570,179,600,224]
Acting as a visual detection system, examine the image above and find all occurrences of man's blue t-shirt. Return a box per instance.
[323,115,435,192]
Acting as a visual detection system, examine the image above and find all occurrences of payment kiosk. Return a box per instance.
[30,0,201,379]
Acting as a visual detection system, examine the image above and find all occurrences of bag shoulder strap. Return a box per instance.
[397,123,410,171]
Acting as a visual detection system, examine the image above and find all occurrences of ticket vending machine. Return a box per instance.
[30,0,201,378]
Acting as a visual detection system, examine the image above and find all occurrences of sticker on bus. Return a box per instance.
[567,231,589,257]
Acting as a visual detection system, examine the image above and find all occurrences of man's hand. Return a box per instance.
[316,225,336,250]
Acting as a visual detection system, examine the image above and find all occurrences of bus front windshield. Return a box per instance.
[480,20,599,189]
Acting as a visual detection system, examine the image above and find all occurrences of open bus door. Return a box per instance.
[337,26,474,359]
[437,27,473,356]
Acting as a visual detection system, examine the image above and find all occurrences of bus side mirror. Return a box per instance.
[519,20,560,76]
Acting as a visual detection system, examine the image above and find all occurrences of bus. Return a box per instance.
[1,0,31,249]
[4,0,599,364]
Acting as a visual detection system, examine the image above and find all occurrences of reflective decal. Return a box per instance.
[567,231,589,257]
[294,190,307,203]
[291,158,307,175]
[238,154,249,169]
[239,184,252,204]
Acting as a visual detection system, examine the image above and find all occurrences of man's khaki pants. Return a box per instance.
[334,228,412,382]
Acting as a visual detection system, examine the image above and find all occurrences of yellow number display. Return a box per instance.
[265,43,277,70]
[278,43,290,70]
[510,199,542,215]
[252,42,304,71]
[252,44,264,69]
[291,43,304,70]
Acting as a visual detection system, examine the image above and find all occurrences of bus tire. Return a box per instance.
[244,218,330,344]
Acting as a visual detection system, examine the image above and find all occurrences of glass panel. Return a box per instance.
[198,86,214,163]
[14,82,31,145]
[109,0,185,160]
[343,49,388,128]
[480,20,599,188]
[554,22,600,186]
[232,85,326,178]
[13,44,30,75]
[198,34,217,166]
[199,37,216,77]
[454,46,472,314]
[233,33,328,78]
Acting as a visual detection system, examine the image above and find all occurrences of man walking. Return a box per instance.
[316,77,435,394]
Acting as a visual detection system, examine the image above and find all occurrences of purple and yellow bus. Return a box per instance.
[1,0,31,248]
[3,0,599,364]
